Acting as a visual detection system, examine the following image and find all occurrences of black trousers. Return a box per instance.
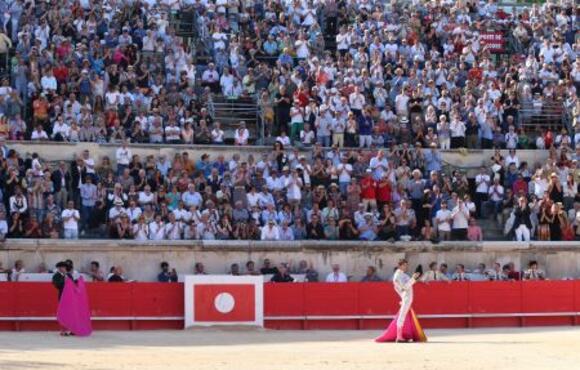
[452,228,467,241]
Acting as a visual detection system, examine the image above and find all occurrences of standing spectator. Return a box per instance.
[79,176,97,233]
[61,200,80,240]
[435,201,452,241]
[474,166,490,218]
[115,140,132,176]
[467,218,483,241]
[451,199,470,240]
[360,169,377,211]
[513,196,533,242]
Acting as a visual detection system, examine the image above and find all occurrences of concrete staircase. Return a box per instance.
[477,217,507,241]
[211,96,260,145]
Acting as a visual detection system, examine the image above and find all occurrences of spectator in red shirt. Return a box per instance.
[512,173,528,195]
[53,60,69,84]
[376,175,392,210]
[360,169,377,211]
[468,62,483,83]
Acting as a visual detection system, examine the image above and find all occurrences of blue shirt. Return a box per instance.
[424,150,442,173]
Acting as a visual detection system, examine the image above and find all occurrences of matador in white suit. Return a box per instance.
[393,263,419,338]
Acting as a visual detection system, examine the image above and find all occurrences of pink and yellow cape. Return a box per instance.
[57,276,93,337]
[375,309,427,343]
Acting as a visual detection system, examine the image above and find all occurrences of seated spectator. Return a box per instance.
[326,264,347,283]
[361,266,381,282]
[260,259,278,275]
[230,263,241,276]
[270,264,294,283]
[8,260,25,281]
[261,220,280,241]
[487,262,507,281]
[194,263,207,275]
[421,262,449,282]
[87,261,105,282]
[523,261,546,281]
[157,262,178,283]
[292,260,319,282]
[452,264,470,281]
[108,266,127,282]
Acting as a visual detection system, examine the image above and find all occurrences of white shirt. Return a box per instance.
[116,147,132,166]
[133,223,149,241]
[202,69,219,83]
[349,92,365,110]
[61,209,80,230]
[41,75,57,91]
[261,225,280,241]
[182,191,203,208]
[435,209,452,232]
[211,128,224,143]
[475,173,490,193]
[52,122,70,139]
[450,120,466,137]
[31,130,49,140]
[108,206,127,220]
[126,207,142,222]
[149,221,166,240]
[337,163,353,183]
[451,205,470,229]
[164,222,182,240]
[326,272,348,283]
[488,184,504,202]
[235,128,249,145]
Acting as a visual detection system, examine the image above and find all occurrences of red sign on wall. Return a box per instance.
[480,32,505,53]
[194,284,255,322]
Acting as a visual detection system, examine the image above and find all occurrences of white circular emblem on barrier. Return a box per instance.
[214,292,235,314]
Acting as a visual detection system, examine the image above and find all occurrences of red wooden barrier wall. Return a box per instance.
[1,281,579,331]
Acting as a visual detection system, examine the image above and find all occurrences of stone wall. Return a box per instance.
[1,239,579,281]
[7,141,550,173]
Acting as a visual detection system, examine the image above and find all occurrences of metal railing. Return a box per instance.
[518,101,568,130]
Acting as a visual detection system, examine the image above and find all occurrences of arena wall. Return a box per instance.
[2,239,580,281]
[7,141,551,172]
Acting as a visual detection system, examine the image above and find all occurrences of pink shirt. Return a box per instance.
[467,225,483,241]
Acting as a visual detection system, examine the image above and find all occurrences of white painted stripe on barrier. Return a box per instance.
[264,312,580,320]
[0,312,578,322]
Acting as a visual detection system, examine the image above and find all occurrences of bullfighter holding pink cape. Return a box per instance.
[52,261,92,337]
[375,259,427,343]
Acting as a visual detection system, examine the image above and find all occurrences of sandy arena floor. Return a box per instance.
[0,327,579,370]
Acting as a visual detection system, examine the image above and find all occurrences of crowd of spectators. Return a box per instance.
[0,0,575,147]
[0,258,551,282]
[2,142,580,242]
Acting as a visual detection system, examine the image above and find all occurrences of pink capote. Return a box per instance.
[57,276,93,336]
[375,309,426,342]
